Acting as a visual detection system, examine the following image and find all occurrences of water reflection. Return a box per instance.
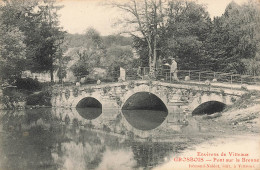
[0,108,194,170]
[76,108,102,120]
[122,110,168,130]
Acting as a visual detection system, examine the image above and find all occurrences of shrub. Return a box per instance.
[120,85,126,89]
[73,87,79,97]
[103,86,111,94]
[115,96,122,107]
[14,78,42,92]
[101,78,114,83]
[1,89,26,109]
[26,90,52,106]
[103,125,111,133]
[220,89,225,96]
[84,88,95,93]
[65,89,70,99]
[127,81,135,89]
[72,118,79,127]
[83,78,97,85]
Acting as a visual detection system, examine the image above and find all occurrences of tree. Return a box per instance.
[106,45,134,79]
[56,55,71,83]
[71,49,95,81]
[0,0,35,82]
[70,28,105,81]
[0,27,26,82]
[162,0,211,70]
[0,0,65,82]
[112,0,168,77]
[26,0,65,82]
[205,0,260,74]
[113,0,211,73]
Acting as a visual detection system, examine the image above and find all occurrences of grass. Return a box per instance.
[224,90,260,111]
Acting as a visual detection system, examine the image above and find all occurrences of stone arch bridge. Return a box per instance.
[51,80,247,136]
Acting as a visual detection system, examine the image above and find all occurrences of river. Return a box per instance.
[0,108,259,170]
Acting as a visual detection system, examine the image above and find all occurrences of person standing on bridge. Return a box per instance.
[170,58,179,82]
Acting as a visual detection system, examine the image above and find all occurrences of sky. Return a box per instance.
[57,0,248,36]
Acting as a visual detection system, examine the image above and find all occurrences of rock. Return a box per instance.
[143,75,150,80]
[241,84,248,90]
[205,80,211,86]
[185,76,190,81]
[212,78,217,82]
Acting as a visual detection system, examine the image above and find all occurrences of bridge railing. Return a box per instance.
[134,67,260,86]
[58,67,259,88]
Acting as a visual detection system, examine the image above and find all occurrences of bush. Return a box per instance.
[83,78,97,84]
[103,125,111,133]
[1,88,26,109]
[103,86,111,94]
[14,78,42,92]
[100,78,114,83]
[73,87,79,97]
[26,90,52,106]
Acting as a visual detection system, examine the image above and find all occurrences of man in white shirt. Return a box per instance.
[170,58,179,82]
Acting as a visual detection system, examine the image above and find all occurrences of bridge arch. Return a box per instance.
[121,84,169,131]
[192,101,226,116]
[121,84,169,111]
[71,92,104,120]
[71,92,103,108]
[189,93,233,116]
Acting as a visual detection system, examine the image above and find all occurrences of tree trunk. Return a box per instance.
[50,61,54,82]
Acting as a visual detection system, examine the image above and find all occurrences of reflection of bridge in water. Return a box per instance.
[51,69,259,136]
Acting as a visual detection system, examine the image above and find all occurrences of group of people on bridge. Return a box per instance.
[136,57,180,82]
[149,56,180,82]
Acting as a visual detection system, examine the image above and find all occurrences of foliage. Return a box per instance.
[26,90,52,106]
[57,67,67,82]
[115,96,122,106]
[103,124,111,133]
[103,35,132,48]
[163,1,211,70]
[220,89,225,96]
[71,61,90,80]
[85,122,95,129]
[103,86,111,94]
[127,81,135,89]
[56,55,71,83]
[70,28,105,80]
[120,85,126,89]
[113,0,211,74]
[205,1,260,74]
[84,88,95,93]
[0,0,65,82]
[65,89,70,99]
[231,96,236,103]
[106,45,134,78]
[72,87,79,97]
[113,0,260,75]
[52,86,60,96]
[0,27,26,82]
[112,0,168,74]
[14,78,42,92]
[72,118,79,127]
[225,91,260,110]
[1,88,27,109]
